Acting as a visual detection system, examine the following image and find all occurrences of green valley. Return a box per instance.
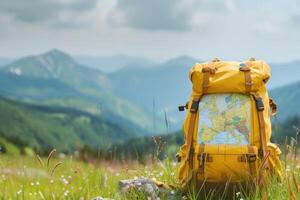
[0,96,139,154]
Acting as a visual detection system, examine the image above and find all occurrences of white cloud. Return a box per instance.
[0,0,299,62]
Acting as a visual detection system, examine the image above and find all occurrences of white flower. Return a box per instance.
[62,178,69,185]
[35,181,40,186]
[17,190,22,195]
[64,190,69,196]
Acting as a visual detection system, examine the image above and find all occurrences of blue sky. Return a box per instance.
[0,0,299,62]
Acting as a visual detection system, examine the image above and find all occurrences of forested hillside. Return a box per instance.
[270,81,300,121]
[0,96,139,154]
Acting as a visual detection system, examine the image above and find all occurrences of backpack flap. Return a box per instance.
[189,60,270,95]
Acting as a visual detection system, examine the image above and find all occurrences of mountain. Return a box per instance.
[0,96,139,153]
[268,60,300,89]
[75,55,156,73]
[0,50,154,132]
[269,81,300,121]
[0,57,12,66]
[108,56,199,130]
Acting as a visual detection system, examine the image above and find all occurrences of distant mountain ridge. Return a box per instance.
[268,60,300,89]
[76,55,156,73]
[0,50,154,132]
[0,57,13,66]
[269,81,300,121]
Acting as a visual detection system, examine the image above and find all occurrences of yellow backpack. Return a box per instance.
[177,59,282,188]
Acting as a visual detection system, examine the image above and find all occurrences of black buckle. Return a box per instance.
[239,63,250,71]
[247,154,257,162]
[178,102,189,112]
[258,148,264,158]
[178,105,185,112]
[197,152,207,170]
[254,97,264,111]
[190,100,199,113]
[189,148,195,157]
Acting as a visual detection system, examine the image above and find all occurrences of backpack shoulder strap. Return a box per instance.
[183,61,217,185]
[252,94,268,159]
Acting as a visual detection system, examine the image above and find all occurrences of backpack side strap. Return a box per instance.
[240,61,253,93]
[202,62,217,93]
[248,145,258,179]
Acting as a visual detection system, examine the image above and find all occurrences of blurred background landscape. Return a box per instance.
[0,0,299,162]
[0,48,299,162]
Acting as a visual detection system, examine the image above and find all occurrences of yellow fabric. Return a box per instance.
[177,60,282,185]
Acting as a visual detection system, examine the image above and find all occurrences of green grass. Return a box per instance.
[0,153,299,200]
[0,154,179,200]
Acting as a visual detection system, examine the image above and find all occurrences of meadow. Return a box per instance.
[0,149,299,200]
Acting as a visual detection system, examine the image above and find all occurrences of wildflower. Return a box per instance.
[236,192,241,197]
[64,190,69,196]
[17,190,22,195]
[30,182,34,186]
[170,190,175,195]
[36,181,40,186]
[62,178,69,185]
[50,179,54,184]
